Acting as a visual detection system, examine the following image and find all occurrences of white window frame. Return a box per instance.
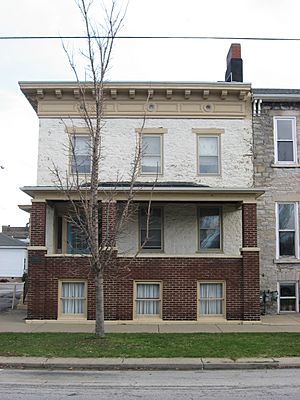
[58,280,87,320]
[275,202,299,259]
[69,133,91,175]
[197,135,221,175]
[198,206,222,252]
[140,134,163,175]
[198,281,226,318]
[273,117,297,165]
[134,281,162,319]
[277,282,299,313]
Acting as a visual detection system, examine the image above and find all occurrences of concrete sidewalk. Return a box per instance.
[1,308,300,333]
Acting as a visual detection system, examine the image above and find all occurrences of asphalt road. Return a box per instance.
[0,368,299,399]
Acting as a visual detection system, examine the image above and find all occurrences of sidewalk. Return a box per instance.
[1,308,300,333]
[1,309,300,371]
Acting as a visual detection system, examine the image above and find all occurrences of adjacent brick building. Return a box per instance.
[20,44,262,322]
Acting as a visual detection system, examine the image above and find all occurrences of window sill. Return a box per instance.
[271,163,300,168]
[274,258,300,264]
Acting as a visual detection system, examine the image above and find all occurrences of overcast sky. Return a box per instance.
[1,0,300,227]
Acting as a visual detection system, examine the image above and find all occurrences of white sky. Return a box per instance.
[0,0,300,227]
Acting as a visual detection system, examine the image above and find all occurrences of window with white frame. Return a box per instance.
[274,117,297,164]
[198,136,220,174]
[278,282,299,313]
[198,207,221,250]
[141,134,162,174]
[59,281,87,318]
[135,282,161,317]
[199,282,225,316]
[71,135,91,174]
[140,206,163,250]
[276,203,299,258]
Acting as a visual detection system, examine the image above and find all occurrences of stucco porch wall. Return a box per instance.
[117,203,242,257]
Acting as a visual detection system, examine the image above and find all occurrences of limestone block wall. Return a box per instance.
[253,103,300,313]
[37,117,253,188]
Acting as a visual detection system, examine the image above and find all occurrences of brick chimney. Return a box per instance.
[225,43,243,82]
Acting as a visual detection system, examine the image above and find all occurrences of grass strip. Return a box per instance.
[0,332,299,359]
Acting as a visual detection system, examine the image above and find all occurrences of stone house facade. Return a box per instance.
[20,45,262,322]
[253,89,300,314]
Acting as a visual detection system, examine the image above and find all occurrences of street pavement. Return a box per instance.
[0,308,300,371]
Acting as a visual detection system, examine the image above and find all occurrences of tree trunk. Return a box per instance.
[95,272,105,337]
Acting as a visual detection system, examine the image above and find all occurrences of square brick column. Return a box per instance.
[30,200,47,247]
[241,203,260,321]
[101,200,117,246]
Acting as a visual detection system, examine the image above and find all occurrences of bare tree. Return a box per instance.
[52,0,154,337]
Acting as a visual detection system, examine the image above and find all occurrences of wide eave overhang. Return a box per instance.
[21,185,264,203]
[19,81,252,119]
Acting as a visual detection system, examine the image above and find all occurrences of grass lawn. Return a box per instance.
[0,332,299,359]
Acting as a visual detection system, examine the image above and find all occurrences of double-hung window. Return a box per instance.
[71,135,91,174]
[141,134,162,174]
[198,207,221,251]
[276,203,299,258]
[199,282,225,316]
[135,282,161,318]
[140,206,163,250]
[67,222,89,254]
[198,136,220,174]
[59,281,87,319]
[274,117,297,164]
[277,282,299,313]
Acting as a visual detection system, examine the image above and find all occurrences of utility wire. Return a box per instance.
[1,35,300,41]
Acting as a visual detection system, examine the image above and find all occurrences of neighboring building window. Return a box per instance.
[198,207,221,250]
[67,223,89,254]
[71,135,91,174]
[198,136,220,174]
[276,203,299,258]
[59,281,87,318]
[140,206,163,250]
[141,135,162,174]
[274,117,297,164]
[277,282,299,313]
[135,282,161,317]
[199,282,225,316]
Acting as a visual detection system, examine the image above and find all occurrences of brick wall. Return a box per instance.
[30,202,46,246]
[27,255,250,321]
[242,203,257,247]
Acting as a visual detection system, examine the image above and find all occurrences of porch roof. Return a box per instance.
[21,183,264,203]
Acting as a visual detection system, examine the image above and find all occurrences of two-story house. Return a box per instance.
[20,44,262,322]
[253,89,300,314]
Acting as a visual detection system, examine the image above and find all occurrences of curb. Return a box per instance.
[1,357,299,371]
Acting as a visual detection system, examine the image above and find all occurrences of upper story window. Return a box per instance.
[71,135,91,174]
[274,117,297,164]
[198,207,221,251]
[193,129,223,175]
[141,134,162,174]
[276,202,299,258]
[140,206,163,251]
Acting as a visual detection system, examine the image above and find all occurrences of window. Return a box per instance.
[199,282,225,316]
[198,207,221,251]
[278,282,299,313]
[59,281,87,319]
[141,135,162,174]
[71,135,91,174]
[274,117,297,164]
[276,203,299,258]
[67,223,89,254]
[140,206,163,250]
[198,136,220,174]
[135,282,161,318]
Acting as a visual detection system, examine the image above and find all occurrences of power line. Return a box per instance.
[1,35,300,41]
